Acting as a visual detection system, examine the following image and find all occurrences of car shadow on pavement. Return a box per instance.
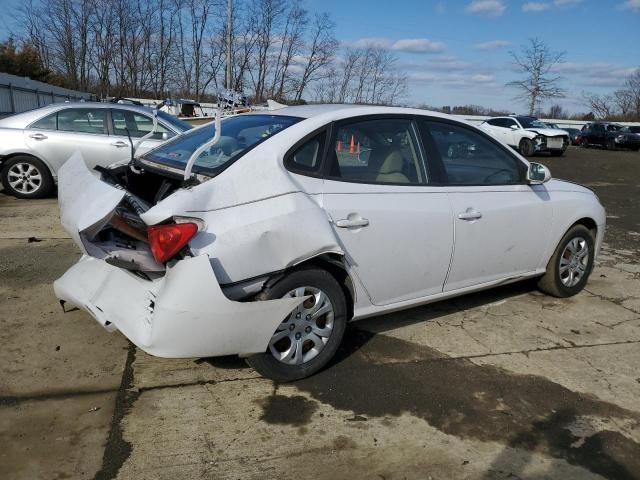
[270,280,640,480]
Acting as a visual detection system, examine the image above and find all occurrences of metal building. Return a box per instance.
[0,72,93,118]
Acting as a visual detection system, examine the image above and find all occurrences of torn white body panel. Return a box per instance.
[54,254,307,357]
[58,153,125,252]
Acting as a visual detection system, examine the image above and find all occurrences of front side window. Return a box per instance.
[57,109,107,134]
[142,114,300,175]
[425,121,524,186]
[29,113,57,130]
[112,110,172,139]
[327,118,427,185]
[504,118,518,128]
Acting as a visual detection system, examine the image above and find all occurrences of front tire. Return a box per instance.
[550,149,565,157]
[1,155,54,199]
[537,224,595,298]
[247,268,347,381]
[519,138,534,157]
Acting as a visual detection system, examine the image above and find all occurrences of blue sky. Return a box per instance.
[1,0,638,113]
[321,0,640,112]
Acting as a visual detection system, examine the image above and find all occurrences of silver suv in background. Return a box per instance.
[0,103,192,198]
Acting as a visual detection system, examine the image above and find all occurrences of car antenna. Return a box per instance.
[183,108,221,181]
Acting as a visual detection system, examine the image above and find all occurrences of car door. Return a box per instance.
[501,118,520,146]
[421,119,552,292]
[109,109,175,156]
[321,116,453,306]
[25,107,115,173]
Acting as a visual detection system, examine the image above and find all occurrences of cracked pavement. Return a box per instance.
[1,147,639,479]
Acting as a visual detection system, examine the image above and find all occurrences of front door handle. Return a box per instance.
[458,209,482,221]
[111,141,129,148]
[29,133,48,140]
[335,217,370,228]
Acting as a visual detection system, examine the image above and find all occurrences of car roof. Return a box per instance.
[247,103,455,121]
[0,102,160,128]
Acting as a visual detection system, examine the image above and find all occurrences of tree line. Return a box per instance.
[7,0,407,105]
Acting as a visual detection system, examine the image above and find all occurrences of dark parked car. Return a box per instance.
[580,122,640,151]
[562,127,581,145]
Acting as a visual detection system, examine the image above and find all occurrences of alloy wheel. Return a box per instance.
[268,286,335,365]
[7,162,43,194]
[559,236,589,287]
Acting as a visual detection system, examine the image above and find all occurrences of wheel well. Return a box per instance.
[573,217,597,235]
[1,153,53,177]
[292,253,355,320]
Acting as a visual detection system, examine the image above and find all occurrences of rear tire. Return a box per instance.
[537,224,595,298]
[607,138,616,150]
[550,150,565,157]
[247,268,347,381]
[581,138,589,148]
[1,155,54,199]
[519,138,534,157]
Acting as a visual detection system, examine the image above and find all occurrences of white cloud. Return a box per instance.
[550,63,639,88]
[465,0,506,17]
[473,40,511,50]
[554,0,583,5]
[346,37,446,54]
[391,39,446,54]
[410,72,499,89]
[619,0,640,11]
[523,2,551,12]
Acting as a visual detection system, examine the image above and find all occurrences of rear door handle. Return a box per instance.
[29,133,47,140]
[111,141,129,148]
[458,209,482,221]
[335,217,370,228]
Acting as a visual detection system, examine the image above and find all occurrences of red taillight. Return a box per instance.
[147,223,198,263]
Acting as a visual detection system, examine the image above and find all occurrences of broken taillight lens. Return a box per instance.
[147,223,198,263]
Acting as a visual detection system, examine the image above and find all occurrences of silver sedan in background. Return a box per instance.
[0,103,192,198]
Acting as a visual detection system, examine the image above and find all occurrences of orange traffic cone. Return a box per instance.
[349,135,355,154]
[337,140,342,152]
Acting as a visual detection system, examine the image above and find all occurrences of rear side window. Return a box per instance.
[285,132,325,174]
[326,118,427,185]
[424,121,524,186]
[29,113,57,130]
[57,109,107,134]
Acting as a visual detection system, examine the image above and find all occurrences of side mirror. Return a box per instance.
[527,162,551,184]
[510,125,519,130]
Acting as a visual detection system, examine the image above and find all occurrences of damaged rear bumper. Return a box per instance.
[54,254,305,358]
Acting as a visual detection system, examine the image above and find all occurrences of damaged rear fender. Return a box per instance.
[54,254,308,358]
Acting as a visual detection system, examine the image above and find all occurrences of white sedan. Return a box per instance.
[481,115,570,156]
[54,105,605,381]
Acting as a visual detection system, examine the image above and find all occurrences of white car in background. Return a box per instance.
[0,103,191,198]
[54,105,605,381]
[481,115,570,157]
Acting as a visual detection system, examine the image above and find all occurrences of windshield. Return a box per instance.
[142,114,301,175]
[156,110,192,132]
[518,117,547,129]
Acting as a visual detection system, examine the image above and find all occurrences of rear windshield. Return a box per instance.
[142,114,301,175]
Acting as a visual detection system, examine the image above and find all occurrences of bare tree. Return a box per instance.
[269,0,307,100]
[293,12,337,102]
[547,104,567,119]
[251,0,285,102]
[507,38,566,115]
[582,92,616,119]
